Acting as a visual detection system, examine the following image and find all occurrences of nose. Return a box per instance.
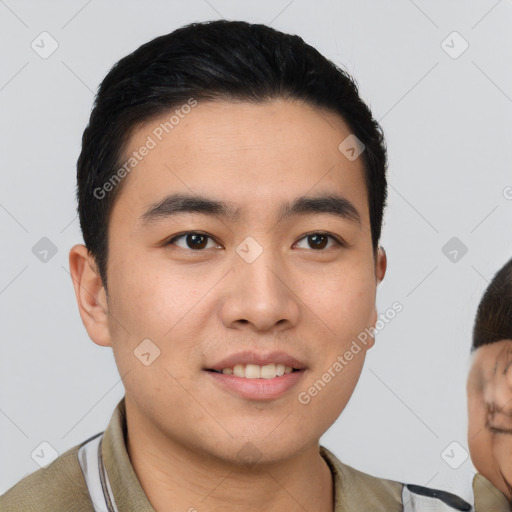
[219,244,300,332]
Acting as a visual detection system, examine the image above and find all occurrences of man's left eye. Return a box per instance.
[294,232,342,250]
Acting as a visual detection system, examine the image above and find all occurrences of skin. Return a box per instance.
[468,339,512,501]
[69,98,387,512]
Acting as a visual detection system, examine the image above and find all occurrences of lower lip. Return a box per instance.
[205,370,306,400]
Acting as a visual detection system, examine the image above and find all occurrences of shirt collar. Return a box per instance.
[320,445,402,512]
[473,472,512,511]
[101,397,402,512]
[101,397,155,511]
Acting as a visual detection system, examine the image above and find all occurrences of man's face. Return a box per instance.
[92,99,386,464]
[468,339,512,500]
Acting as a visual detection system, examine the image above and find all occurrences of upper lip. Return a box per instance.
[205,350,308,371]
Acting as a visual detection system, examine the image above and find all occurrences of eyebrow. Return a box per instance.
[138,192,361,227]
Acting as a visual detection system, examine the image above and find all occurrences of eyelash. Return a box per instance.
[166,231,346,251]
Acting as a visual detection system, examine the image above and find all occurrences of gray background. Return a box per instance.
[1,0,511,502]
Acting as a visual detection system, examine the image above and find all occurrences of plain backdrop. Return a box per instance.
[1,0,511,502]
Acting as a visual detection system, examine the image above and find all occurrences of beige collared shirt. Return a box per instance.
[473,472,511,512]
[1,397,510,511]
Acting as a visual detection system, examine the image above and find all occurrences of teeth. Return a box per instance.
[260,364,276,379]
[245,364,261,379]
[219,363,295,378]
[233,364,245,377]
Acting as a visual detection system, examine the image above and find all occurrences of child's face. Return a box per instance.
[83,98,386,465]
[467,339,512,500]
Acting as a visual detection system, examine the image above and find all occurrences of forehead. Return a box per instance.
[470,340,512,374]
[474,339,512,357]
[110,98,370,227]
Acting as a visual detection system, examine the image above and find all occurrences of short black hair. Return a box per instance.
[76,19,388,293]
[472,257,512,351]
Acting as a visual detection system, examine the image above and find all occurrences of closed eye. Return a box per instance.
[486,403,512,435]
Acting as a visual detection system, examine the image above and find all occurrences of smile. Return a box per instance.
[207,363,299,379]
[204,367,306,401]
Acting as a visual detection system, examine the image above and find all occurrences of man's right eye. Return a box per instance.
[167,232,222,251]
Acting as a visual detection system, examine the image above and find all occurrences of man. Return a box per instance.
[467,257,512,511]
[0,20,471,511]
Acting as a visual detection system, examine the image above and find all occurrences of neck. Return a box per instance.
[125,406,334,512]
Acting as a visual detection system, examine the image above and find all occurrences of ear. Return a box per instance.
[375,245,387,285]
[367,246,388,349]
[68,244,112,347]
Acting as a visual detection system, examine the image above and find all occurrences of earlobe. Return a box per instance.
[367,246,387,350]
[68,244,112,347]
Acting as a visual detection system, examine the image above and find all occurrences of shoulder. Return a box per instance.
[0,437,95,512]
[320,445,473,511]
[320,445,403,511]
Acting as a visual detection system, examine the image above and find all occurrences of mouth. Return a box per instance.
[204,364,306,401]
[203,351,308,400]
[205,363,302,379]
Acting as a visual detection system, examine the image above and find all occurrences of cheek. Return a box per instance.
[108,258,205,337]
[468,396,505,487]
[299,328,370,420]
[301,262,376,322]
[468,396,488,466]
[494,437,512,476]
[469,431,496,479]
[468,393,483,431]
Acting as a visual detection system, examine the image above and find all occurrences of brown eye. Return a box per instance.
[186,233,207,249]
[168,232,220,250]
[310,234,328,249]
[295,232,342,250]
